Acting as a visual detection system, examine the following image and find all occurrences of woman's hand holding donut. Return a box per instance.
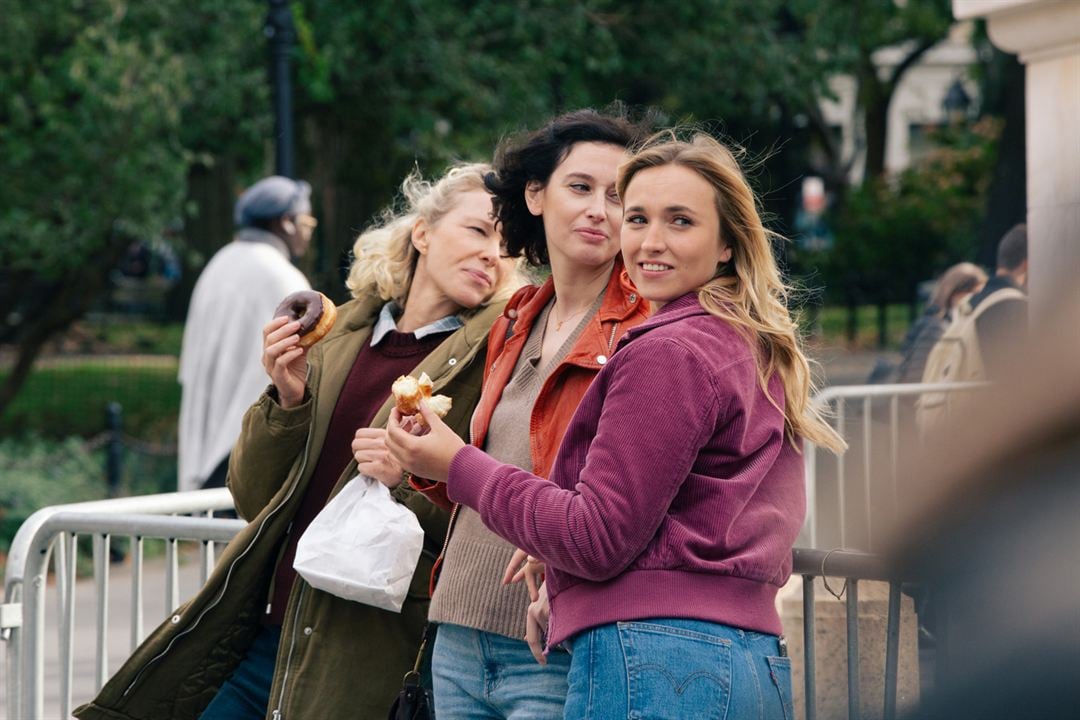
[352,428,404,488]
[262,316,307,408]
[385,401,464,483]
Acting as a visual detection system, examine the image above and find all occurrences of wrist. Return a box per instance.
[271,385,308,409]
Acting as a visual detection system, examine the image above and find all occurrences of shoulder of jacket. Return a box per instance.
[969,287,1026,322]
[507,283,542,309]
[626,317,754,372]
[461,298,509,347]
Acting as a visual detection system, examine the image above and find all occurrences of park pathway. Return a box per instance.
[2,553,204,720]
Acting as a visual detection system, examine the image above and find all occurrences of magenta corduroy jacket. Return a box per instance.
[446,292,805,649]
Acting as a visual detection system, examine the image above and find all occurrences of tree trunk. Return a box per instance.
[858,57,890,181]
[0,236,128,417]
[166,159,237,322]
[864,93,889,180]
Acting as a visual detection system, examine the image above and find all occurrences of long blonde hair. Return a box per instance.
[617,133,845,453]
[346,163,521,310]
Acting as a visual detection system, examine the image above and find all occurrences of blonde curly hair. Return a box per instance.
[346,163,521,311]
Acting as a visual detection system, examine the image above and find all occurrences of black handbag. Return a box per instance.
[387,624,435,720]
[389,485,463,719]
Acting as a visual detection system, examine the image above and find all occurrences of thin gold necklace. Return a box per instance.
[551,301,589,332]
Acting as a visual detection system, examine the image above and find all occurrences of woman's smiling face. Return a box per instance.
[621,163,732,309]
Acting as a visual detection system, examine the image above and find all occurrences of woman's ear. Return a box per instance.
[524,181,545,217]
[411,218,429,255]
[719,243,733,264]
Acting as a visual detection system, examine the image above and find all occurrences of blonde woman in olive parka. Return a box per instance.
[75,164,520,720]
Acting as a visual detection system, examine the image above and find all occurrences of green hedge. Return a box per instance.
[0,434,176,560]
[1,358,180,441]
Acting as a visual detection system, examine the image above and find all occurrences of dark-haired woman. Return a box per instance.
[394,109,650,718]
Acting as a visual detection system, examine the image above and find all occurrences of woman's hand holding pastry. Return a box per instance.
[386,402,464,483]
[351,428,404,488]
[262,316,307,408]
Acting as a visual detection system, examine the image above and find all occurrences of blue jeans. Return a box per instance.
[432,622,572,719]
[564,619,793,720]
[199,625,280,720]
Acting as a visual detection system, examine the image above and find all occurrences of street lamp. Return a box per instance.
[265,0,296,178]
[941,79,972,126]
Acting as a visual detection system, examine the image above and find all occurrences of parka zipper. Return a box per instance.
[122,369,319,698]
[270,582,308,719]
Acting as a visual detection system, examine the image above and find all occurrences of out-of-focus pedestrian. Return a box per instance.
[177,176,315,492]
[893,262,988,383]
[961,223,1028,380]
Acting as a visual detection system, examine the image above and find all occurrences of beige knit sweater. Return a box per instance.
[428,296,600,638]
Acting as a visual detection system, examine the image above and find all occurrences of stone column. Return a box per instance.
[953,0,1080,323]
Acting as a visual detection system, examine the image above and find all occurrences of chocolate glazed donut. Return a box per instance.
[275,290,338,348]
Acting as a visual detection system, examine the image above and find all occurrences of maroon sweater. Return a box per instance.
[267,328,451,624]
[448,293,805,647]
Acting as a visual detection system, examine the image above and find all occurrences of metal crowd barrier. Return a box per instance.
[792,548,906,720]
[2,489,241,720]
[3,508,911,720]
[4,381,976,719]
[802,381,985,551]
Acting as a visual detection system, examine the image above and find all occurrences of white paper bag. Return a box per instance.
[293,474,424,613]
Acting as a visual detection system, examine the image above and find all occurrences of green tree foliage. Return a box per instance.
[787,0,954,183]
[0,0,1002,412]
[288,0,835,292]
[0,0,268,416]
[828,118,1001,312]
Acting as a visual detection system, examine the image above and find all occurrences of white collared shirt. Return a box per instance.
[370,302,464,346]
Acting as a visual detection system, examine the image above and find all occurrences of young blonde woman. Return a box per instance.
[387,134,845,719]
[76,164,519,720]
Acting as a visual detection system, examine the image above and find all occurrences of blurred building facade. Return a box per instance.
[820,22,980,185]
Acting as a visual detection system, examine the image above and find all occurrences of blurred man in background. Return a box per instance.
[965,222,1028,379]
[177,176,315,491]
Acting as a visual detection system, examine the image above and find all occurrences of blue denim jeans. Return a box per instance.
[199,625,280,720]
[563,618,793,720]
[432,622,572,719]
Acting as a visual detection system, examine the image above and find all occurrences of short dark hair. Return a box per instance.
[485,107,653,266]
[997,223,1027,271]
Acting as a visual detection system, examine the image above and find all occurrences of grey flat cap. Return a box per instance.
[234,176,312,227]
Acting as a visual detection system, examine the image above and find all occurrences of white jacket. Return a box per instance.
[177,230,309,491]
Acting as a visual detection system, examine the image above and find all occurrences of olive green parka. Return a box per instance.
[75,292,503,720]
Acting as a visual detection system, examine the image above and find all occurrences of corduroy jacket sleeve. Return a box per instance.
[447,337,724,581]
[228,388,313,520]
